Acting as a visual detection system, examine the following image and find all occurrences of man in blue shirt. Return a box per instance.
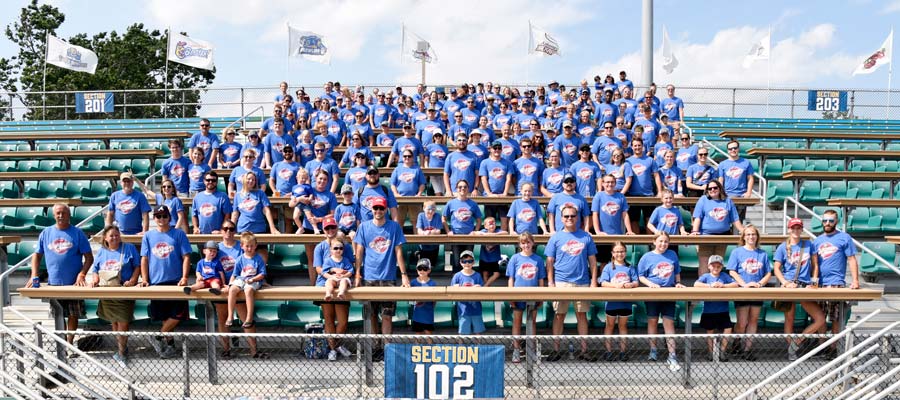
[192,171,233,234]
[626,138,662,233]
[106,172,151,235]
[443,134,479,196]
[27,203,93,344]
[814,209,860,355]
[660,85,685,123]
[717,139,755,220]
[617,71,634,94]
[258,106,291,136]
[188,118,220,168]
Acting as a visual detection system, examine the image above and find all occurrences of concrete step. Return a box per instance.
[850,294,900,335]
[2,294,53,330]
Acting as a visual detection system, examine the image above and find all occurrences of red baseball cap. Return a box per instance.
[322,216,337,229]
[371,197,388,209]
[788,218,803,229]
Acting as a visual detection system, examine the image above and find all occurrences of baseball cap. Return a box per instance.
[581,89,590,94]
[354,152,367,158]
[153,205,171,218]
[563,172,576,183]
[788,218,804,229]
[427,107,436,111]
[340,184,354,194]
[416,258,432,270]
[708,255,725,266]
[119,172,134,181]
[370,197,388,209]
[460,250,475,260]
[562,121,573,128]
[470,129,483,136]
[366,165,379,175]
[380,120,389,127]
[329,107,338,112]
[282,145,294,153]
[403,121,412,128]
[491,140,503,148]
[248,132,259,138]
[549,80,559,86]
[322,216,337,229]
[204,240,218,250]
[432,129,443,136]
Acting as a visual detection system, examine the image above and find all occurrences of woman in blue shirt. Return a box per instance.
[232,172,280,238]
[726,225,771,361]
[603,149,629,192]
[774,218,825,361]
[89,225,140,365]
[691,180,744,276]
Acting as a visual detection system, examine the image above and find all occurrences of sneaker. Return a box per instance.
[327,350,338,361]
[112,352,128,368]
[618,351,629,362]
[336,346,352,358]
[546,350,564,362]
[667,356,681,372]
[149,337,164,356]
[577,351,598,362]
[160,345,179,360]
[511,350,521,364]
[744,350,758,361]
[209,288,222,296]
[647,348,658,361]
[604,351,615,362]
[788,342,799,361]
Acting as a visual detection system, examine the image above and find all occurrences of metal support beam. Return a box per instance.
[641,0,654,86]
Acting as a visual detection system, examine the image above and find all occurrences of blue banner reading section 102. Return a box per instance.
[385,343,504,399]
[75,92,114,113]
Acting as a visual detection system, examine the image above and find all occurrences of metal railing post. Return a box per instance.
[123,92,127,119]
[791,89,795,118]
[731,88,736,117]
[240,88,245,119]
[182,339,190,398]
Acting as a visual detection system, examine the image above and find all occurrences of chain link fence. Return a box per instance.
[2,328,898,399]
[3,84,899,122]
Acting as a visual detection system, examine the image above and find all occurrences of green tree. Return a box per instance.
[4,0,215,120]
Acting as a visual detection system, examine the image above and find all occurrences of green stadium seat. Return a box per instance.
[763,301,808,329]
[875,160,898,172]
[35,142,58,151]
[131,300,151,327]
[72,206,105,232]
[847,208,881,233]
[837,143,859,151]
[0,181,18,198]
[679,245,699,271]
[589,301,606,328]
[117,142,141,150]
[268,244,306,271]
[15,144,30,151]
[762,159,783,179]
[781,159,806,173]
[821,181,848,199]
[278,301,322,327]
[676,301,702,329]
[799,181,827,203]
[154,158,165,174]
[811,142,839,150]
[481,302,497,328]
[886,142,900,151]
[0,160,16,172]
[56,180,91,198]
[16,160,40,172]
[849,160,875,172]
[82,159,111,171]
[80,299,106,326]
[630,302,648,329]
[348,302,364,328]
[38,160,64,172]
[501,302,550,329]
[847,181,875,199]
[765,180,794,204]
[2,206,49,232]
[58,143,79,151]
[108,159,132,172]
[0,143,16,151]
[748,158,759,173]
[628,245,649,265]
[139,141,163,151]
[828,159,846,171]
[857,142,881,151]
[78,142,101,151]
[859,242,897,278]
[82,180,113,202]
[872,182,891,199]
[434,302,455,328]
[236,300,281,328]
[806,159,831,172]
[25,180,64,199]
[9,241,42,269]
[131,159,152,179]
[393,302,410,328]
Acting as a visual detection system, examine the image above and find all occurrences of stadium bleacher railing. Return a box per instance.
[3,85,900,121]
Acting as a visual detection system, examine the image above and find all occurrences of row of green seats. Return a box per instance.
[0,205,104,234]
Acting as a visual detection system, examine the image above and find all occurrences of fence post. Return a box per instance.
[181,90,186,118]
[363,301,374,386]
[203,301,218,384]
[123,92,127,119]
[732,88,736,117]
[182,339,191,398]
[791,89,795,118]
[7,93,12,121]
[33,323,45,388]
[64,93,68,120]
[240,88,245,119]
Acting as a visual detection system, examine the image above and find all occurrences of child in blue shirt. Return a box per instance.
[321,238,354,301]
[599,242,639,361]
[505,232,546,363]
[694,255,738,361]
[451,250,485,335]
[226,233,267,329]
[334,184,361,237]
[474,217,507,286]
[184,240,226,296]
[410,259,437,335]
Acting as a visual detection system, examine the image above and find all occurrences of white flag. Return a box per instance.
[288,26,331,64]
[853,29,893,75]
[743,32,771,69]
[45,35,98,74]
[528,22,561,56]
[167,32,215,71]
[401,24,436,63]
[661,26,678,74]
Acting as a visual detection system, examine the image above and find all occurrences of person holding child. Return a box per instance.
[318,237,354,361]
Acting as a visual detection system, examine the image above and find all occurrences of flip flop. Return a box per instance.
[220,349,232,360]
[242,320,255,329]
[251,352,270,359]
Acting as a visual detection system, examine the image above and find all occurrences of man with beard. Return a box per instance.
[192,171,233,234]
[814,209,860,357]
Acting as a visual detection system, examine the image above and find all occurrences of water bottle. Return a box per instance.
[31,277,40,288]
[568,343,575,360]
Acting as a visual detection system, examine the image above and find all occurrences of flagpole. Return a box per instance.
[164,27,171,118]
[285,23,290,83]
[42,30,49,120]
[766,27,771,117]
[888,27,894,119]
[526,21,532,89]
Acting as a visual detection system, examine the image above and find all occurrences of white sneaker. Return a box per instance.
[327,350,338,361]
[667,356,681,372]
[337,346,352,358]
[788,342,799,361]
[112,352,128,368]
[149,338,164,356]
[512,350,522,364]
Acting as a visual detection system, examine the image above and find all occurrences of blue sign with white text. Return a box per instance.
[75,92,114,113]
[807,90,848,112]
[385,343,505,399]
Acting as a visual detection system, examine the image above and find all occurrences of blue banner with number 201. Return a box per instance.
[385,343,505,399]
[75,92,114,113]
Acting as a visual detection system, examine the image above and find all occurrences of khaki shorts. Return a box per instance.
[553,282,591,314]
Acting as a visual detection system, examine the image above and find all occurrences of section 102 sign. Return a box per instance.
[807,90,848,112]
[75,92,114,113]
[385,343,505,399]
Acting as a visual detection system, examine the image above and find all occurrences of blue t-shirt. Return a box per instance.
[569,160,602,197]
[507,198,544,234]
[302,189,337,231]
[353,220,407,281]
[591,191,629,234]
[599,262,638,311]
[187,163,211,193]
[191,191,233,234]
[647,205,683,235]
[444,150,479,191]
[814,231,858,286]
[313,239,355,271]
[416,212,442,251]
[774,240,816,284]
[451,271,484,316]
[335,202,360,232]
[513,157,543,195]
[108,190,152,234]
[658,165,683,195]
[547,192,590,232]
[262,133,296,165]
[391,165,427,196]
[240,143,265,168]
[603,163,628,191]
[344,166,368,194]
[392,137,425,163]
[304,158,340,190]
[638,250,681,287]
[356,184,398,222]
[425,143,449,168]
[162,156,191,193]
[38,225,92,286]
[140,229,192,285]
[217,242,242,276]
[552,135,582,167]
[726,247,772,284]
[541,166,566,195]
[545,229,597,285]
[231,253,267,280]
[219,142,242,166]
[592,136,621,165]
[188,132,221,166]
[479,158,513,195]
[317,257,355,287]
[692,196,739,234]
[478,229,502,263]
[154,194,185,228]
[233,190,272,233]
[506,253,546,287]
[686,163,717,187]
[697,273,735,313]
[625,155,658,196]
[228,166,266,194]
[196,258,226,280]
[676,145,698,171]
[718,158,755,197]
[410,278,437,324]
[442,198,483,234]
[90,243,140,282]
[270,161,301,196]
[660,97,684,121]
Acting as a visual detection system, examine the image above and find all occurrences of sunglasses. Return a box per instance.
[332,247,344,251]
[707,187,720,191]
[403,155,413,158]
[161,185,173,189]
[727,146,739,151]
[324,226,337,230]
[521,144,532,148]
[681,137,690,140]
[314,149,325,153]
[562,214,577,219]
[243,155,255,159]
[698,153,708,156]
[372,206,386,211]
[822,218,837,223]
[200,124,210,127]
[222,227,235,232]
[460,259,474,264]
[416,266,430,271]
[154,214,170,219]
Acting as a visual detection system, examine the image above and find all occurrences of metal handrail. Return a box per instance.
[734,309,881,400]
[222,105,264,134]
[700,138,769,232]
[785,344,880,400]
[806,356,881,400]
[842,361,900,400]
[782,197,900,278]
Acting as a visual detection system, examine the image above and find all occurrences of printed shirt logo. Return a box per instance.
[502,145,514,156]
[402,143,415,153]
[518,262,537,280]
[652,262,674,279]
[665,174,677,188]
[202,265,214,275]
[117,199,137,214]
[278,168,294,180]
[224,147,239,157]
[100,259,121,272]
[547,172,563,185]
[662,213,678,227]
[431,149,446,160]
[601,201,620,216]
[189,167,204,182]
[818,242,839,260]
[605,142,619,153]
[708,207,727,222]
[518,208,536,223]
[350,171,366,182]
[381,137,394,146]
[339,212,356,227]
[311,195,328,209]
[579,127,593,136]
[632,163,647,176]
[693,170,710,182]
[219,256,236,273]
[520,163,537,176]
[563,143,576,155]
[677,152,690,163]
[741,258,762,274]
[240,262,257,277]
[613,271,630,284]
[199,203,217,217]
[561,239,585,256]
[369,236,391,253]
[789,249,811,266]
[240,197,259,212]
[171,164,185,177]
[577,167,593,180]
[49,238,73,255]
[454,207,473,222]
[454,158,471,171]
[726,166,744,179]
[152,242,174,259]
[399,172,415,183]
[490,167,505,180]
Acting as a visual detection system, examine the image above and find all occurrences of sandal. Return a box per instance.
[242,320,255,329]
[225,320,233,327]
[251,352,270,359]
[220,349,232,360]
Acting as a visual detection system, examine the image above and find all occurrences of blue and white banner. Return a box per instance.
[46,35,98,74]
[385,343,504,399]
[808,90,848,112]
[75,92,114,113]
[288,26,330,65]
[167,32,215,70]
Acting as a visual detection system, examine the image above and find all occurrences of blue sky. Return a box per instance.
[2,0,898,91]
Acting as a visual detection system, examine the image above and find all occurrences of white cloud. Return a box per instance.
[881,0,900,13]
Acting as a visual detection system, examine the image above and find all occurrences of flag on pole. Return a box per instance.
[45,35,98,74]
[528,21,561,56]
[742,32,771,69]
[661,26,678,74]
[167,32,215,70]
[288,25,331,64]
[401,24,436,63]
[853,29,893,75]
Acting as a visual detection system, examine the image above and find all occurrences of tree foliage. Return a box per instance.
[2,0,215,120]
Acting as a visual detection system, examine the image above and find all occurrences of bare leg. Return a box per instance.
[617,317,629,352]
[243,287,256,323]
[226,286,239,326]
[647,317,659,351]
[215,303,231,351]
[662,318,677,356]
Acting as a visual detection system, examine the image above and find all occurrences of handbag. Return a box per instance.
[772,240,807,313]
[98,252,124,287]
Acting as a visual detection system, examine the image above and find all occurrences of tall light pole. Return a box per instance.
[642,0,654,87]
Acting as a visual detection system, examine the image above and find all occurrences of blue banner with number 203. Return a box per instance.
[385,343,504,399]
[807,90,847,112]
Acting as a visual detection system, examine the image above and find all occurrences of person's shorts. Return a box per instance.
[428,176,445,195]
[149,299,190,322]
[363,280,396,317]
[645,301,677,320]
[626,204,654,224]
[734,301,763,308]
[553,282,591,314]
[700,312,734,331]
[411,321,435,333]
[58,299,86,319]
[605,307,633,317]
[479,261,499,276]
[512,301,543,311]
[821,285,850,323]
[202,278,223,288]
[231,277,262,291]
[458,314,486,335]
